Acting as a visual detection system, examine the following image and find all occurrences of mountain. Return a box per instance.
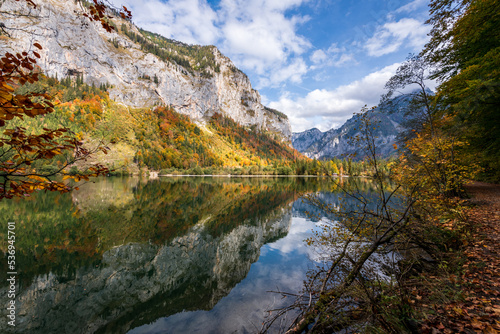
[0,0,291,140]
[292,128,324,152]
[0,0,305,173]
[8,76,300,172]
[292,95,415,160]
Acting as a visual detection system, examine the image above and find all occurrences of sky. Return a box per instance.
[111,0,433,132]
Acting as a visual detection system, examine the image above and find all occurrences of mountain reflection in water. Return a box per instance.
[0,176,372,333]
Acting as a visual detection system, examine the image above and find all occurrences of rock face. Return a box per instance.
[0,205,292,334]
[0,0,291,140]
[292,128,324,152]
[292,114,400,160]
[292,96,414,160]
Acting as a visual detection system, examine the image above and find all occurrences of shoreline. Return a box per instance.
[157,174,347,178]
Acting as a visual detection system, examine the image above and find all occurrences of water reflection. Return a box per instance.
[0,176,350,334]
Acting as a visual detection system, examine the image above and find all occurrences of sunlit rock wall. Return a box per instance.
[0,0,291,140]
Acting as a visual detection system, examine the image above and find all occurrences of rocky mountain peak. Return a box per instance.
[292,94,420,159]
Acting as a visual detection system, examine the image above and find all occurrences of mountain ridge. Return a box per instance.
[292,94,417,160]
[0,0,291,141]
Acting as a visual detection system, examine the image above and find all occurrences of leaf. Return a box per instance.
[1,82,14,92]
[28,175,46,182]
[484,326,497,334]
[471,318,484,330]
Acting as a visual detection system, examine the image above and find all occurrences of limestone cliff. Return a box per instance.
[0,0,291,140]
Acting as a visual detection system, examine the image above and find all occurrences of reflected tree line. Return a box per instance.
[0,176,360,334]
[0,176,352,288]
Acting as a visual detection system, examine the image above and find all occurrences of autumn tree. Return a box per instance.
[382,54,478,198]
[422,0,500,181]
[0,0,131,199]
[381,54,436,145]
[261,108,422,333]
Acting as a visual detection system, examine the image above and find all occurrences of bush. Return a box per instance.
[193,166,203,175]
[159,168,171,175]
[249,166,260,175]
[277,166,293,175]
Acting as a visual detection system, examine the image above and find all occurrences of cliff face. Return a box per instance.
[0,0,291,140]
[291,128,324,152]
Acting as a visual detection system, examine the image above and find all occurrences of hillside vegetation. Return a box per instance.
[268,0,500,333]
[11,75,301,176]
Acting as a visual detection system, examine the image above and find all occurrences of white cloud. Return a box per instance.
[310,49,328,64]
[332,53,355,67]
[365,18,430,57]
[310,43,355,70]
[257,57,309,88]
[119,0,220,45]
[219,0,311,84]
[269,63,401,132]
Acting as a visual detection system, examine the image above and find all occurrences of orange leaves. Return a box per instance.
[1,51,37,74]
[120,6,132,20]
[0,4,121,201]
[27,175,47,182]
[0,81,14,93]
[419,182,500,334]
[1,48,54,126]
[82,1,112,32]
[0,123,110,199]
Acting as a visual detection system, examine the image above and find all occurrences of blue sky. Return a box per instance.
[114,0,432,132]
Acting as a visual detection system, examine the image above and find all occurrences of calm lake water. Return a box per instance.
[0,176,375,333]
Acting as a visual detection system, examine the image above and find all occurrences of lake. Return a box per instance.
[0,176,376,333]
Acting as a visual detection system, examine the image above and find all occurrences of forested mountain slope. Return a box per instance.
[10,77,300,173]
[0,0,303,174]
